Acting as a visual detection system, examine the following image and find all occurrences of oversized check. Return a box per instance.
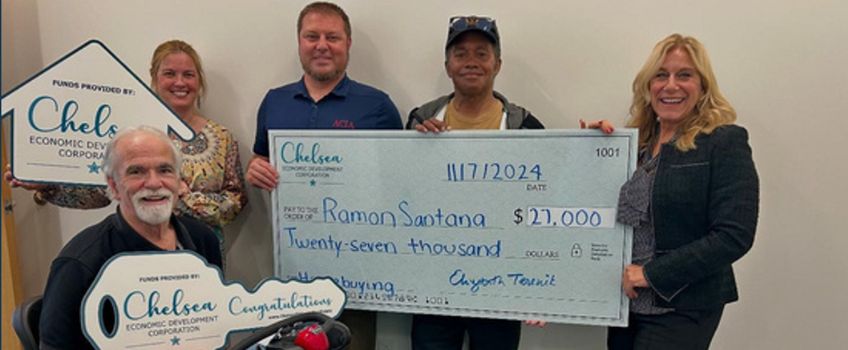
[270,129,636,326]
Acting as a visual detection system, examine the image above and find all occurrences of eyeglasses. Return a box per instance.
[449,16,497,33]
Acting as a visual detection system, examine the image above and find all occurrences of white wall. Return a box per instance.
[3,0,847,349]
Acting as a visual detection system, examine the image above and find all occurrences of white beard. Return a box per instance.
[132,189,174,225]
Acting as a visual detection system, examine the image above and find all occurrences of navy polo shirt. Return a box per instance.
[252,75,403,157]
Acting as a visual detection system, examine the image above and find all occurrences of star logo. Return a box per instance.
[309,179,317,186]
[87,161,101,174]
[170,336,181,345]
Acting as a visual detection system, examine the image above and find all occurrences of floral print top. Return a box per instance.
[39,120,247,230]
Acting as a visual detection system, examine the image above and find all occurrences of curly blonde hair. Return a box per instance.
[628,34,736,151]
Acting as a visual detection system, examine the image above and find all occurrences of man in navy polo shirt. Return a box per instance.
[246,1,402,189]
[245,3,401,349]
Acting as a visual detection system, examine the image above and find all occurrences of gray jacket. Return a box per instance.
[406,91,544,130]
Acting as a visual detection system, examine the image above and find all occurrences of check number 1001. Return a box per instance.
[526,207,616,229]
[596,147,620,158]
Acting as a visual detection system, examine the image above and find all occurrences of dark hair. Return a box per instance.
[297,1,351,38]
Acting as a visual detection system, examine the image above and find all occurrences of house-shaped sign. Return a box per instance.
[1,39,194,186]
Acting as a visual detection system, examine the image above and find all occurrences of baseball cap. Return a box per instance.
[446,16,500,51]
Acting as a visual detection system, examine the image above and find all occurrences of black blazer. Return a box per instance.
[645,125,759,310]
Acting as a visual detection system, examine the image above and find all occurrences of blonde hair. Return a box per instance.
[149,40,206,107]
[628,34,736,151]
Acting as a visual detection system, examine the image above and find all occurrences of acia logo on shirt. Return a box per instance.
[332,119,355,129]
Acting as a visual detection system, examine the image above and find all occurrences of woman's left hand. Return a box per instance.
[4,164,47,191]
[622,264,648,299]
[579,119,615,134]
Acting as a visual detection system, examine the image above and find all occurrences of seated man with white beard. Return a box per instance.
[38,126,223,350]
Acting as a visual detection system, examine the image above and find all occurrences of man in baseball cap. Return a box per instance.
[405,15,544,350]
[408,16,541,133]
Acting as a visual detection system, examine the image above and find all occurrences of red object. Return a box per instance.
[294,324,330,350]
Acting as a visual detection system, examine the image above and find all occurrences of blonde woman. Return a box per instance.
[609,34,759,349]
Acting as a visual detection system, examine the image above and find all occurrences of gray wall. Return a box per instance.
[3,0,847,349]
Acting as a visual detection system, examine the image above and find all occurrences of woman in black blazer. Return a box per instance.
[608,34,759,350]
